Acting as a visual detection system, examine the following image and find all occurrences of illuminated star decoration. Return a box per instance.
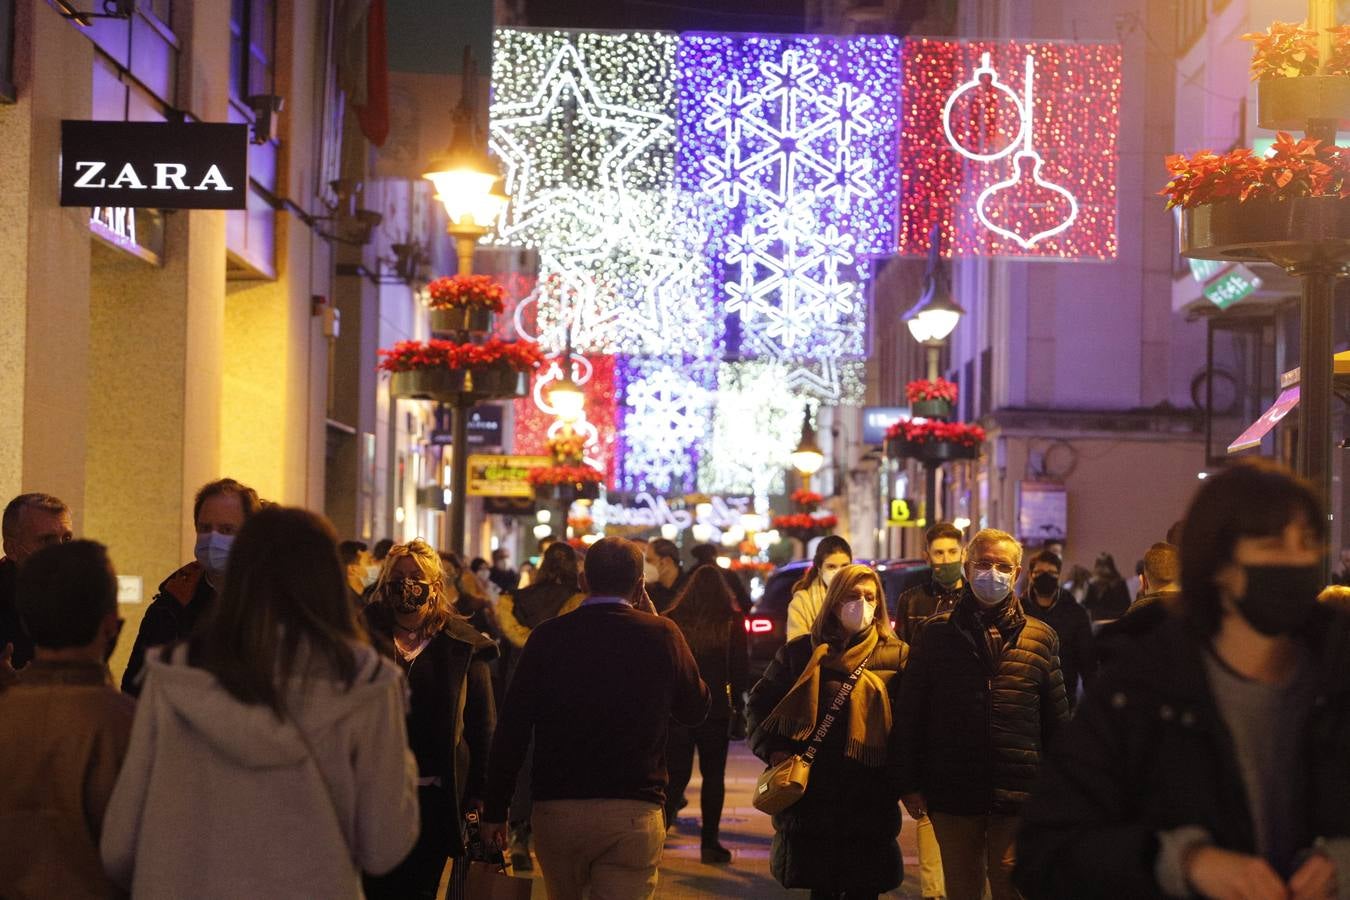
[899,39,1120,259]
[489,29,719,358]
[677,34,901,401]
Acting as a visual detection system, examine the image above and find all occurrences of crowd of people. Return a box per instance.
[1,457,1349,899]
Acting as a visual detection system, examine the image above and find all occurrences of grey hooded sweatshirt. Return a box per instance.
[101,642,419,898]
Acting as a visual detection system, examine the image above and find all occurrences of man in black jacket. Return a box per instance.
[895,521,967,647]
[0,493,74,682]
[897,528,1070,900]
[1021,549,1096,708]
[482,537,709,900]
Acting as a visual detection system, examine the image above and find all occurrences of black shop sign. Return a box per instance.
[60,121,249,210]
[431,404,504,449]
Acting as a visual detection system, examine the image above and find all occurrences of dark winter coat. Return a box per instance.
[1014,611,1350,900]
[747,632,908,894]
[0,557,33,670]
[894,578,962,647]
[122,562,213,696]
[1083,578,1131,623]
[1094,589,1177,669]
[365,605,497,857]
[896,592,1070,817]
[1022,589,1096,707]
[665,606,750,720]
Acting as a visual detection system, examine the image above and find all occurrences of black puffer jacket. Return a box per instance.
[1015,610,1350,899]
[748,632,908,894]
[896,592,1069,816]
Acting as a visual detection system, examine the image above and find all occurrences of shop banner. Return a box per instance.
[60,121,248,209]
[467,454,551,498]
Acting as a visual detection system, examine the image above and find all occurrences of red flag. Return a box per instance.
[355,0,389,146]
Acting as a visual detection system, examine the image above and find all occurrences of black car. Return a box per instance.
[744,558,930,681]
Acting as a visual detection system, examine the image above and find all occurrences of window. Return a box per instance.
[230,0,274,103]
[0,0,15,103]
[142,0,172,28]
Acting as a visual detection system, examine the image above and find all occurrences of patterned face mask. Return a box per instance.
[386,577,431,614]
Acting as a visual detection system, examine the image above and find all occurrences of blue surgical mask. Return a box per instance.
[194,532,235,583]
[970,567,1014,607]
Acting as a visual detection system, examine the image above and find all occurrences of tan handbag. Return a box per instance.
[751,647,875,815]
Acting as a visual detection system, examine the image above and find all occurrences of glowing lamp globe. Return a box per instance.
[548,378,586,423]
[691,522,714,543]
[533,523,553,540]
[424,166,507,230]
[660,523,680,541]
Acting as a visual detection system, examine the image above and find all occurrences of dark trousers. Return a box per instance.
[664,717,730,843]
[810,891,877,900]
[364,785,455,900]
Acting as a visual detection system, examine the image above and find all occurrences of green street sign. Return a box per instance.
[1204,265,1263,310]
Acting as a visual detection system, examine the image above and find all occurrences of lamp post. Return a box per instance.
[904,227,965,528]
[790,407,825,494]
[420,49,509,557]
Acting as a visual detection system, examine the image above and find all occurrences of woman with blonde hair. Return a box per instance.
[363,539,498,899]
[748,563,908,900]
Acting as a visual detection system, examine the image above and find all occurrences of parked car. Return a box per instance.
[744,558,929,682]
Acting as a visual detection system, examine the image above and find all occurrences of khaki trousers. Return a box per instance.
[916,814,947,898]
[928,812,1022,900]
[532,799,665,900]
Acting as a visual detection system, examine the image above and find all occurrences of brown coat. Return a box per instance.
[0,659,135,899]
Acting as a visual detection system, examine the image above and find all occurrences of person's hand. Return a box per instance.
[1289,852,1337,900]
[1185,845,1289,900]
[634,588,657,615]
[0,643,17,688]
[769,752,790,766]
[481,820,508,853]
[900,792,928,821]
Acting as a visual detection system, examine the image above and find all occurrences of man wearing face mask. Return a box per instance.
[121,478,260,695]
[644,538,685,614]
[896,522,968,647]
[897,528,1069,900]
[1021,550,1095,709]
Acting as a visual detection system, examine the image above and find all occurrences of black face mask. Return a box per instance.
[386,578,430,615]
[1235,564,1321,636]
[1032,573,1059,598]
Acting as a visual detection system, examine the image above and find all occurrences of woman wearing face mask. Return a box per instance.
[1083,552,1131,624]
[1015,460,1350,900]
[786,536,854,641]
[363,540,498,900]
[748,564,908,900]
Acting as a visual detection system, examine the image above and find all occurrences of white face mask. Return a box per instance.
[970,567,1015,607]
[820,567,839,588]
[362,565,381,588]
[838,599,876,633]
[643,560,661,584]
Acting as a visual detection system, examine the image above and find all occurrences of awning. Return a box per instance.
[1228,387,1299,454]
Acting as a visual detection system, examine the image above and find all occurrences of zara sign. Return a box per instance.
[60,121,248,210]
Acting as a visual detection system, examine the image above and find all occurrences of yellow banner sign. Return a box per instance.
[467,454,552,498]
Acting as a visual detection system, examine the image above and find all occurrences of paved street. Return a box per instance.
[500,741,926,899]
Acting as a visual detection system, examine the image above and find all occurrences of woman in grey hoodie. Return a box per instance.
[101,507,420,898]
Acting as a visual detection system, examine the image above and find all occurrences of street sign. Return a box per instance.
[863,407,908,445]
[1203,264,1262,310]
[467,454,551,498]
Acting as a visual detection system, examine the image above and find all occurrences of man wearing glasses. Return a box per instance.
[896,529,1069,900]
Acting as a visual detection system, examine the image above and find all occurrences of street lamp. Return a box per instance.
[790,407,825,493]
[905,226,965,381]
[416,48,510,557]
[548,374,586,423]
[423,48,507,278]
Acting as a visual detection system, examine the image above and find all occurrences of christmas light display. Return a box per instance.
[700,362,822,496]
[489,29,720,357]
[513,353,618,484]
[614,357,717,494]
[676,35,899,385]
[899,39,1121,259]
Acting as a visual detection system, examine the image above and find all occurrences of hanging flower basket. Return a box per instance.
[389,367,469,400]
[528,464,603,503]
[911,399,954,419]
[379,338,543,402]
[789,489,823,513]
[1258,75,1350,131]
[1179,195,1350,270]
[430,305,494,336]
[771,513,838,543]
[885,419,986,462]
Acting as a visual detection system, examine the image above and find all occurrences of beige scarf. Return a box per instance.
[758,628,895,767]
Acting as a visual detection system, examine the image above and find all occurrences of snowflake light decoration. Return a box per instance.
[700,361,822,497]
[615,357,717,494]
[489,29,719,357]
[676,33,900,388]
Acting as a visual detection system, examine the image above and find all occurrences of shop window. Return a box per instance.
[230,0,275,103]
[0,0,14,102]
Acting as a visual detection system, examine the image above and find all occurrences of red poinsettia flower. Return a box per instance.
[1241,21,1321,80]
[790,489,823,508]
[1160,132,1350,209]
[376,338,546,373]
[885,418,987,448]
[906,378,959,405]
[770,513,839,531]
[526,464,604,486]
[425,274,507,313]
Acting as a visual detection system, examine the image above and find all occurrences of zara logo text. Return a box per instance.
[72,161,234,192]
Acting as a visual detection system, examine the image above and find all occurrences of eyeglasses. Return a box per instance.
[970,560,1016,575]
